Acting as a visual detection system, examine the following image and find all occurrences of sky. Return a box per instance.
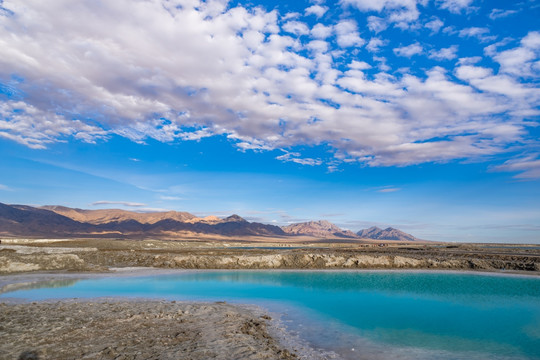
[0,0,539,243]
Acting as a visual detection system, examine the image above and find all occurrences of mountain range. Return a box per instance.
[0,202,420,241]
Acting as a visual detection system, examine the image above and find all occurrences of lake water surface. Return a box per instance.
[2,270,539,360]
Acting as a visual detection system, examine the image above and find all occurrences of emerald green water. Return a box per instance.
[2,271,539,359]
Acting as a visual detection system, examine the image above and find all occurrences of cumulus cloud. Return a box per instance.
[311,23,333,39]
[394,42,423,57]
[492,31,540,78]
[437,0,474,13]
[305,5,328,18]
[457,56,482,65]
[334,20,365,48]
[0,0,538,169]
[425,18,444,34]
[340,0,420,28]
[367,16,387,33]
[0,101,107,149]
[458,27,496,42]
[429,45,458,61]
[366,37,387,52]
[282,21,310,36]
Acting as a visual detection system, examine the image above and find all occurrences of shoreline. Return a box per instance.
[1,298,323,360]
[0,269,341,360]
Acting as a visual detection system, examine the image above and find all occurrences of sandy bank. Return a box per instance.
[0,300,303,360]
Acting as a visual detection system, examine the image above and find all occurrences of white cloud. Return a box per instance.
[311,23,333,39]
[340,0,420,28]
[0,184,13,191]
[459,27,496,42]
[489,9,518,20]
[349,61,372,70]
[493,155,540,179]
[334,20,365,48]
[377,187,401,193]
[276,151,323,166]
[0,0,538,169]
[91,201,146,207]
[305,5,328,18]
[493,31,540,78]
[483,38,513,57]
[429,45,458,61]
[455,64,540,102]
[394,42,423,57]
[0,101,107,149]
[425,18,444,34]
[437,0,474,13]
[366,37,387,52]
[457,56,482,65]
[307,40,329,53]
[281,12,301,21]
[367,16,387,33]
[159,195,185,201]
[282,21,310,36]
[521,31,540,49]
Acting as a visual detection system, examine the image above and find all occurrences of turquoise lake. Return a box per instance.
[2,270,539,359]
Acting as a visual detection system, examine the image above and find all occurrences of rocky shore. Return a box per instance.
[0,300,300,360]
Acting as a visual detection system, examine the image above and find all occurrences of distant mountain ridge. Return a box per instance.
[0,202,420,241]
[357,226,419,242]
[0,203,284,238]
[41,205,197,224]
[282,220,358,238]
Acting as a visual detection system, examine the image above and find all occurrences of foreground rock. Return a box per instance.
[0,300,298,360]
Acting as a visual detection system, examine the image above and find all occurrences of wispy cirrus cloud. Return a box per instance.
[159,196,185,201]
[377,187,401,193]
[276,151,323,166]
[91,201,146,207]
[489,9,518,20]
[0,183,13,191]
[492,155,540,180]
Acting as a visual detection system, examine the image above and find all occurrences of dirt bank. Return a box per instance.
[0,239,539,274]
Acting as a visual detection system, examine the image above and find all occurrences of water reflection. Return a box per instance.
[0,279,80,295]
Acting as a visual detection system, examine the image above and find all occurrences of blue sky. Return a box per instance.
[0,0,539,243]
